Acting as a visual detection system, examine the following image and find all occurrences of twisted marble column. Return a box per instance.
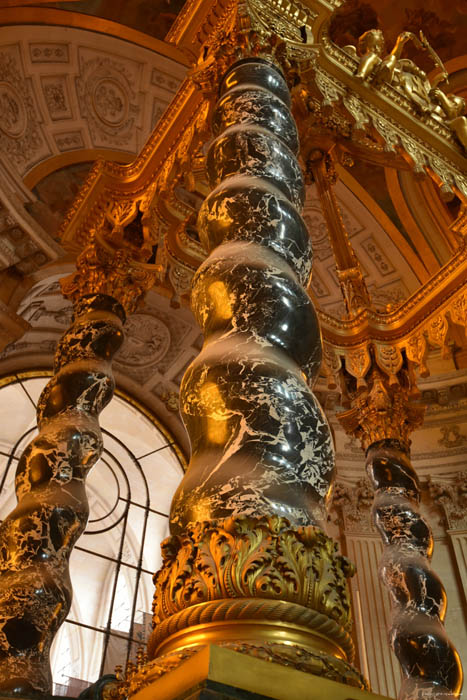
[366,439,463,700]
[0,293,124,693]
[143,57,365,692]
[170,57,334,532]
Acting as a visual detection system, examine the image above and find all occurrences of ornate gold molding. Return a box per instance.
[307,6,467,197]
[320,209,467,383]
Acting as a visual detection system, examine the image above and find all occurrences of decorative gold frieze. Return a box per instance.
[120,644,373,700]
[319,209,467,382]
[344,29,467,154]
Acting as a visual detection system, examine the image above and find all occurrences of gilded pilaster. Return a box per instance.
[306,151,371,317]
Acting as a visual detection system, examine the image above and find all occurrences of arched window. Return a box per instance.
[0,372,185,696]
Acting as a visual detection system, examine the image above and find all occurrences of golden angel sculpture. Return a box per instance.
[343,29,467,151]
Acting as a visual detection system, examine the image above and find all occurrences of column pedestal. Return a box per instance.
[126,645,389,700]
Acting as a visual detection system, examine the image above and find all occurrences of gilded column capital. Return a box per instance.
[338,367,425,452]
[60,241,159,315]
[188,0,318,97]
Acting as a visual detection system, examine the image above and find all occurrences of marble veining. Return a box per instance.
[213,85,299,153]
[171,58,335,534]
[0,294,125,693]
[197,176,313,286]
[366,440,463,700]
[207,125,305,209]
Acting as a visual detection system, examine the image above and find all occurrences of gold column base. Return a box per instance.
[125,644,387,700]
[145,516,367,691]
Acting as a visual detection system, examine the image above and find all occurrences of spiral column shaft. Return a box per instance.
[366,439,463,700]
[0,293,125,693]
[145,57,365,692]
[170,57,334,533]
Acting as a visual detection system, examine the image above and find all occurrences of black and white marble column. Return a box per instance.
[366,439,463,700]
[170,57,335,532]
[0,294,125,693]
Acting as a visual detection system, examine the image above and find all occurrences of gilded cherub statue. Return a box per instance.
[343,29,385,82]
[430,88,467,150]
[344,29,467,151]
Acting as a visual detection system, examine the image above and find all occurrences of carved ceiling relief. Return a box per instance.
[0,24,186,178]
[0,22,186,310]
[331,478,376,534]
[0,44,51,173]
[427,472,467,531]
[76,51,144,151]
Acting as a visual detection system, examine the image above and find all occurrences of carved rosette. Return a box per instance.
[147,516,365,689]
[0,294,124,693]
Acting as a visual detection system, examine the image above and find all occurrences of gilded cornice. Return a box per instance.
[319,233,467,343]
[59,79,206,254]
[165,0,238,57]
[320,215,467,386]
[57,0,467,317]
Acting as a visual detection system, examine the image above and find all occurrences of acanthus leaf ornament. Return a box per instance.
[404,333,429,377]
[344,344,371,389]
[427,314,450,355]
[374,343,403,386]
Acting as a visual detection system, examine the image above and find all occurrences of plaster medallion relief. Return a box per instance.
[41,76,72,121]
[0,24,186,181]
[116,313,171,367]
[360,236,395,276]
[29,42,69,64]
[54,131,84,152]
[0,45,49,173]
[76,52,141,148]
[0,82,27,138]
[92,77,128,127]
